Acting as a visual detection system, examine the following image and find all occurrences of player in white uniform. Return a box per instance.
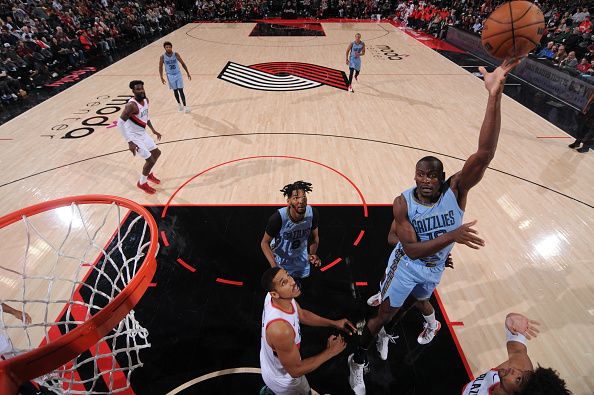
[259,267,356,395]
[461,313,569,395]
[117,80,163,195]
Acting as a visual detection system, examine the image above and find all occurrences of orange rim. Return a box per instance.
[0,195,158,393]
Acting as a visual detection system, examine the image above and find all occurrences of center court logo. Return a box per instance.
[218,61,349,91]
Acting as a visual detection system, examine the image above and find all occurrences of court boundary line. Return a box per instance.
[1,132,592,209]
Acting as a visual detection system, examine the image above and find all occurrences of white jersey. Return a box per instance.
[124,98,149,135]
[462,370,500,395]
[260,293,310,394]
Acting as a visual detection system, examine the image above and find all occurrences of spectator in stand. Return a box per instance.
[553,44,568,64]
[577,58,590,73]
[559,50,578,69]
[537,41,556,59]
[578,15,592,33]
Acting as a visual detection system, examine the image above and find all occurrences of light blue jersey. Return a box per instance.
[349,41,364,71]
[380,183,464,307]
[398,184,464,269]
[272,206,314,278]
[164,51,183,90]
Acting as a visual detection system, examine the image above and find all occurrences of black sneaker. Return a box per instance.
[568,141,580,149]
[577,146,590,153]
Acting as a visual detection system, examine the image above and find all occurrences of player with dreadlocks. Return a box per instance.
[261,181,321,287]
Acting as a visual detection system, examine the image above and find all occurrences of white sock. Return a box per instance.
[139,175,148,184]
[423,311,437,329]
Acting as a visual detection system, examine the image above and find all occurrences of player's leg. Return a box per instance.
[178,88,187,107]
[134,134,160,193]
[173,88,182,111]
[576,128,594,153]
[349,260,414,394]
[347,67,355,92]
[412,281,441,344]
[354,69,360,81]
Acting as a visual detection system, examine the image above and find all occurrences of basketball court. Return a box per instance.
[0,21,592,394]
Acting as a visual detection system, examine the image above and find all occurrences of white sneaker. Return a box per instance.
[178,104,183,112]
[184,106,191,113]
[348,353,366,395]
[376,327,399,360]
[366,291,382,307]
[417,320,441,345]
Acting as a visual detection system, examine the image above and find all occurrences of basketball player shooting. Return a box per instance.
[348,57,523,395]
[117,80,162,195]
[461,313,570,395]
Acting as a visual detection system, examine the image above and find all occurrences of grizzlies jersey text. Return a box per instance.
[163,52,181,77]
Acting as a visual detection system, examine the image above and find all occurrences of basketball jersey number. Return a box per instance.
[291,240,301,249]
[426,229,447,240]
[169,64,176,70]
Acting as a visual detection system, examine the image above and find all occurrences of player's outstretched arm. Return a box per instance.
[450,58,522,205]
[158,55,165,84]
[394,195,485,259]
[267,321,345,378]
[496,313,540,371]
[176,53,191,80]
[296,302,356,334]
[1,303,32,324]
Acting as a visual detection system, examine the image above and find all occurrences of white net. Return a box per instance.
[0,200,155,394]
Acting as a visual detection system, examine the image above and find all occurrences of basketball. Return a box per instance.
[481,1,545,59]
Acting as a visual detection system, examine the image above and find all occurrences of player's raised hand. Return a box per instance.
[479,57,523,96]
[505,313,541,340]
[326,335,346,357]
[128,141,139,156]
[451,220,485,249]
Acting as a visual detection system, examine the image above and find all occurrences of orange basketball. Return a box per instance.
[481,1,545,59]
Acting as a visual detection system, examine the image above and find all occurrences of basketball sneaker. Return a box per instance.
[184,106,191,113]
[348,354,367,395]
[178,103,183,112]
[348,85,354,93]
[147,173,161,184]
[366,291,382,306]
[568,141,580,149]
[417,320,441,345]
[137,181,156,194]
[376,327,399,360]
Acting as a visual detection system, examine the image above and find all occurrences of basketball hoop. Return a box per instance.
[0,195,158,394]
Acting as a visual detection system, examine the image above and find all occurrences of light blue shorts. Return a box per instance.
[274,255,310,279]
[379,247,444,308]
[167,74,184,90]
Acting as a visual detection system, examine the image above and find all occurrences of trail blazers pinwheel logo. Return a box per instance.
[218,61,349,91]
